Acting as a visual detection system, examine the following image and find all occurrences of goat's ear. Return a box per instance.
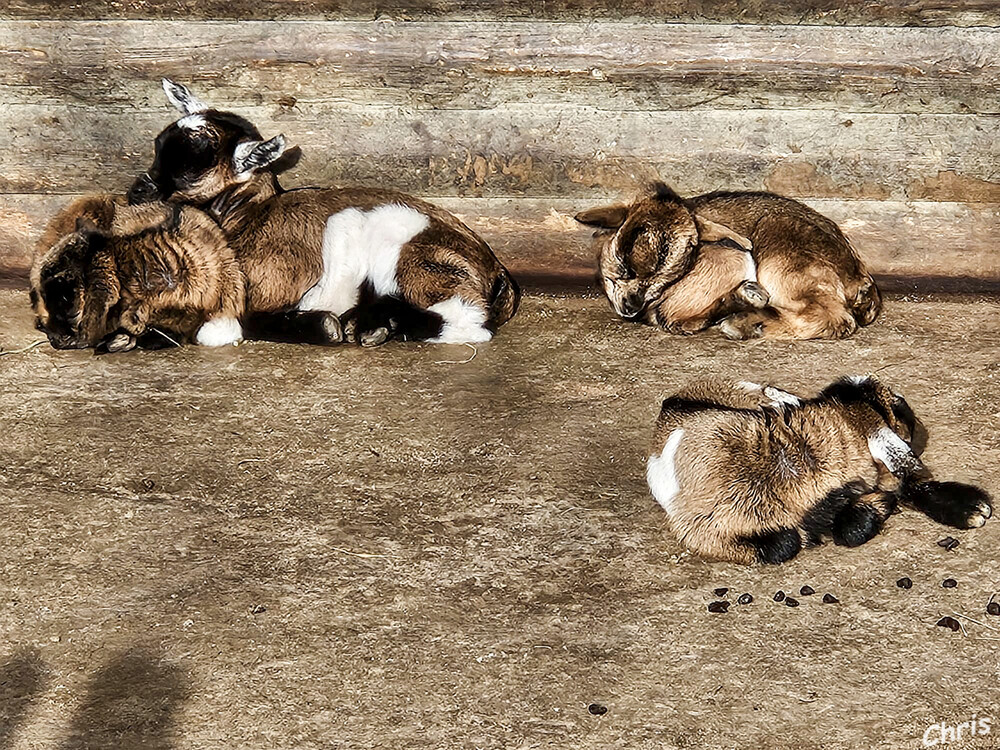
[694,215,753,251]
[574,204,629,230]
[75,216,99,234]
[890,392,929,457]
[233,135,287,176]
[162,78,208,115]
[650,181,683,202]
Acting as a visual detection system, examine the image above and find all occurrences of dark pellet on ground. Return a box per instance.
[897,577,913,589]
[708,601,730,613]
[942,578,958,589]
[141,479,155,490]
[773,591,785,602]
[249,604,267,615]
[713,587,729,597]
[800,585,816,596]
[785,597,800,608]
[588,703,608,715]
[987,602,1000,616]
[737,593,753,605]
[823,594,839,604]
[936,616,961,632]
[937,536,959,551]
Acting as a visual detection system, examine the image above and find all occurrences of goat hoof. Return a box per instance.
[360,326,391,347]
[719,313,764,341]
[99,332,137,354]
[738,281,769,308]
[321,313,343,344]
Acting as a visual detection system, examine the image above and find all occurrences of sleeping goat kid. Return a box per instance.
[31,195,244,352]
[125,79,520,347]
[647,376,992,564]
[576,183,881,340]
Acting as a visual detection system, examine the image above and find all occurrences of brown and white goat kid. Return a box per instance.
[31,195,244,352]
[576,184,881,340]
[125,80,520,347]
[647,376,992,564]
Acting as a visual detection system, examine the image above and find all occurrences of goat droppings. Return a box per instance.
[785,597,800,608]
[800,585,816,596]
[942,578,958,589]
[773,591,786,602]
[737,593,753,605]
[823,594,839,604]
[936,616,961,632]
[588,704,608,716]
[713,587,729,597]
[987,602,1000,616]
[937,536,960,551]
[708,601,730,613]
[897,577,913,589]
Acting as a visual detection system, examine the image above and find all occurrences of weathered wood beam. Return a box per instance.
[3,105,998,201]
[6,195,998,283]
[3,1,999,26]
[3,21,997,114]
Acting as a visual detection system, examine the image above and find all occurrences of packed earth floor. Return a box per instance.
[1,288,998,750]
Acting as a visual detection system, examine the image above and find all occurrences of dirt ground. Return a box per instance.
[1,288,998,750]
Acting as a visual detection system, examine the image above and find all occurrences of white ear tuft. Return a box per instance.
[162,78,208,116]
[233,135,288,176]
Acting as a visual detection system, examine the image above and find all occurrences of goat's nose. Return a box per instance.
[619,293,645,318]
[126,173,160,205]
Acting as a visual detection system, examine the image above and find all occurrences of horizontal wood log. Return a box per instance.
[3,22,998,114]
[3,0,999,26]
[6,195,999,285]
[3,105,998,201]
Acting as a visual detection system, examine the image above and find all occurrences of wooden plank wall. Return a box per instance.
[2,2,998,288]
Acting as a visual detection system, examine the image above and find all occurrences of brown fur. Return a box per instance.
[31,197,244,351]
[209,176,518,328]
[576,183,881,340]
[126,82,519,344]
[647,377,989,564]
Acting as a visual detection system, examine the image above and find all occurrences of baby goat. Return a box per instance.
[125,79,520,347]
[647,376,992,564]
[576,183,881,339]
[31,195,244,352]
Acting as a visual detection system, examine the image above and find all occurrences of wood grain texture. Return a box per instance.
[7,195,998,284]
[3,0,999,26]
[3,104,998,201]
[3,21,998,114]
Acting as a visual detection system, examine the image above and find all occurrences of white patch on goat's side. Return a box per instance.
[177,114,208,131]
[741,250,757,282]
[867,426,915,475]
[764,386,801,408]
[848,375,871,386]
[196,317,243,347]
[737,380,763,392]
[426,296,493,344]
[647,428,685,517]
[298,204,430,315]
